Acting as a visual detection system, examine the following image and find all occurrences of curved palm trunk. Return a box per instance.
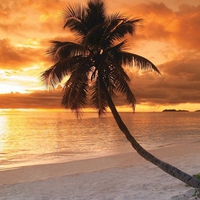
[102,83,200,188]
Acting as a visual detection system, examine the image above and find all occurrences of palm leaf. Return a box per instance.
[105,17,142,45]
[62,71,88,114]
[90,76,107,116]
[63,3,87,36]
[40,62,68,88]
[82,24,103,45]
[61,56,95,114]
[121,52,160,73]
[85,0,106,30]
[104,55,135,108]
[47,41,83,62]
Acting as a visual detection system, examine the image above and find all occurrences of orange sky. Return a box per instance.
[0,0,200,112]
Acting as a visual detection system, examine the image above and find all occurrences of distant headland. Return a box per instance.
[162,109,200,112]
[162,109,189,112]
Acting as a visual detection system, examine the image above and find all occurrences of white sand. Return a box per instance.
[0,142,200,200]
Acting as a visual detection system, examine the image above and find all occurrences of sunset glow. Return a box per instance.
[0,0,200,111]
[0,83,27,94]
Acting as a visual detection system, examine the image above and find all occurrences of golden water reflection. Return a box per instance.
[0,115,8,152]
[0,110,128,169]
[0,109,200,170]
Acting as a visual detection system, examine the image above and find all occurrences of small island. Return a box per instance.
[162,109,189,112]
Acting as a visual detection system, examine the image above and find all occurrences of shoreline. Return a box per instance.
[0,139,198,172]
[0,141,200,199]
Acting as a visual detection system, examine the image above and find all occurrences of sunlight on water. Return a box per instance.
[0,115,8,152]
[0,116,7,136]
[0,109,126,169]
[0,109,199,170]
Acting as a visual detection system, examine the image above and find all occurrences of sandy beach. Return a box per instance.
[0,142,200,200]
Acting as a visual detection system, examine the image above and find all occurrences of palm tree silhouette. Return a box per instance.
[41,0,200,188]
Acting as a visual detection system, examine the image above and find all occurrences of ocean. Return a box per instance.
[0,109,199,170]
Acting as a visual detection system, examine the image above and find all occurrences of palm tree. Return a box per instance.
[41,0,200,188]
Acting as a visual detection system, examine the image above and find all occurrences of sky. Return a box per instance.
[0,0,200,112]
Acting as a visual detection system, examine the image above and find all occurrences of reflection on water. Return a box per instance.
[0,109,200,170]
[0,115,8,153]
[0,110,127,169]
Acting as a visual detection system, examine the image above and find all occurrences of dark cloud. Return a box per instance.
[120,2,200,52]
[0,39,50,70]
[126,56,200,105]
[2,53,199,109]
[0,89,62,108]
[174,5,200,51]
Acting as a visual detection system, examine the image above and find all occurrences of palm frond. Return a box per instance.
[121,52,160,73]
[106,40,128,57]
[63,3,87,36]
[40,62,68,88]
[85,0,106,30]
[103,54,135,108]
[47,41,83,62]
[115,77,136,109]
[63,0,106,37]
[90,76,107,116]
[62,72,88,114]
[82,23,105,50]
[61,56,95,114]
[105,17,142,45]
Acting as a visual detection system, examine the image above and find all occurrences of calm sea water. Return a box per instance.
[0,109,200,170]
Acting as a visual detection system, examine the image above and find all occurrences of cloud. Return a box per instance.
[0,0,199,110]
[0,89,62,108]
[0,39,51,70]
[173,4,200,51]
[116,2,200,54]
[2,53,199,109]
[0,0,65,39]
[126,55,200,106]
